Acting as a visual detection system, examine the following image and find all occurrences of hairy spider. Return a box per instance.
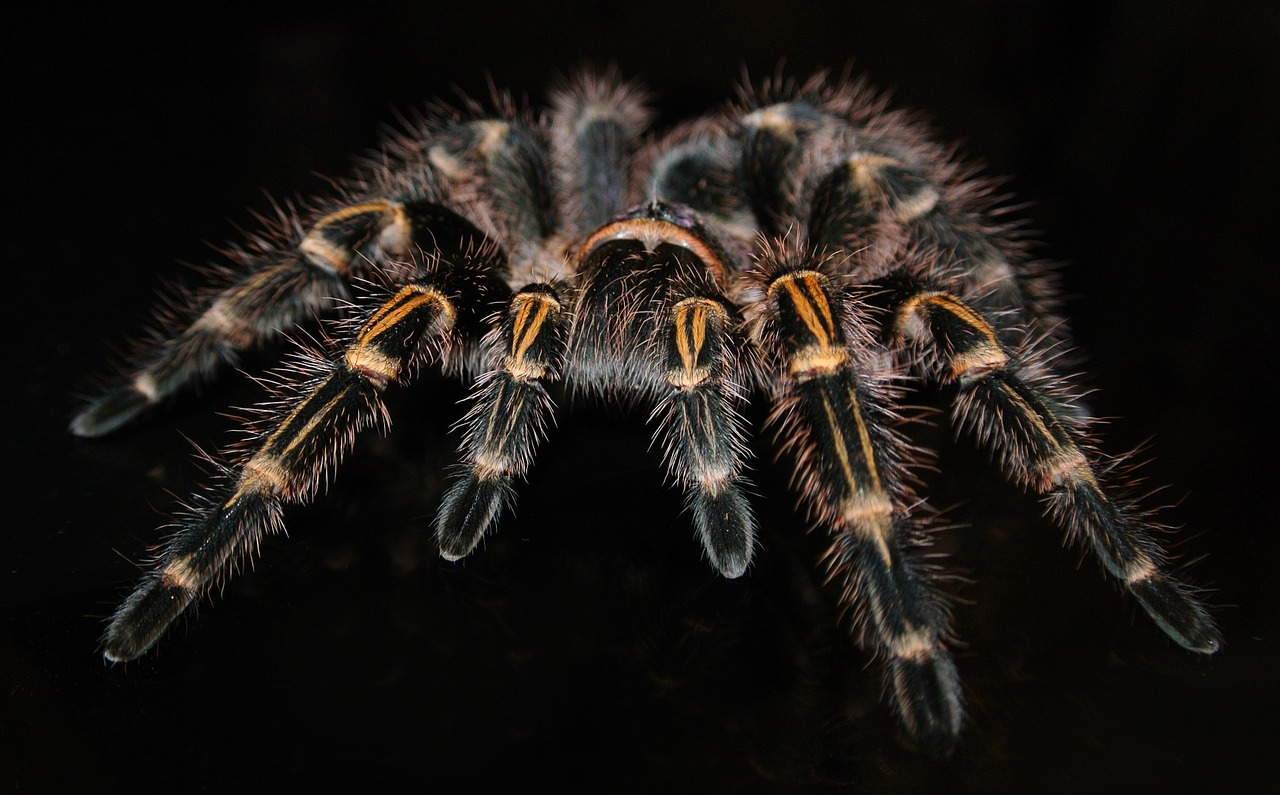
[74,67,1220,757]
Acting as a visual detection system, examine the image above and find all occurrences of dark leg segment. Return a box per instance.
[653,296,755,577]
[567,203,756,576]
[103,218,505,661]
[436,284,567,560]
[72,195,443,437]
[759,261,962,756]
[890,281,1221,653]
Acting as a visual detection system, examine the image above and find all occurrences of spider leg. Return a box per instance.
[70,170,465,437]
[103,208,508,662]
[885,277,1221,654]
[567,203,757,577]
[651,294,756,577]
[738,86,1059,340]
[436,283,567,559]
[753,247,961,757]
[437,71,654,560]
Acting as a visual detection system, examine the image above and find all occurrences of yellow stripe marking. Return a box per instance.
[821,387,893,566]
[227,381,350,507]
[774,272,834,350]
[901,292,1001,348]
[299,201,408,273]
[769,272,851,377]
[355,285,454,350]
[272,390,349,463]
[847,386,883,492]
[669,298,724,389]
[509,293,558,369]
[993,380,1102,492]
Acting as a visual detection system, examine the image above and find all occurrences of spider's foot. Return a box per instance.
[71,384,156,437]
[436,474,513,561]
[1130,574,1222,654]
[103,571,197,662]
[690,486,755,578]
[887,645,964,759]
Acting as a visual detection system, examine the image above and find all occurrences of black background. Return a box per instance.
[5,1,1276,791]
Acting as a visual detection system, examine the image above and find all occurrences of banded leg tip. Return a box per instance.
[70,386,156,437]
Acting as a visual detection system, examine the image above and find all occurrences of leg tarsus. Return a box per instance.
[436,473,514,561]
[887,650,964,758]
[1129,574,1222,654]
[688,484,755,578]
[71,384,158,438]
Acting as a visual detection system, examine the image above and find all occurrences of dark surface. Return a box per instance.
[5,2,1276,791]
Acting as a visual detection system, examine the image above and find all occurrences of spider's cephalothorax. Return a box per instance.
[74,68,1220,757]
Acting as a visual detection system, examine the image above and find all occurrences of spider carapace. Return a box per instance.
[73,68,1219,757]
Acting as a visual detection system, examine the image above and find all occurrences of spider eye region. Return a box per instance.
[578,205,730,283]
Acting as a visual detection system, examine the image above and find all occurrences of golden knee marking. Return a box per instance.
[899,291,1006,378]
[889,627,938,662]
[669,297,726,389]
[345,346,402,384]
[228,453,292,506]
[472,119,512,159]
[894,184,940,221]
[1124,556,1158,585]
[841,491,896,567]
[355,284,455,350]
[471,450,515,481]
[1040,447,1095,490]
[788,344,849,378]
[191,300,254,348]
[770,271,851,378]
[696,469,733,496]
[846,153,940,220]
[970,253,1018,294]
[741,105,800,140]
[950,345,1009,380]
[160,557,201,593]
[504,357,549,382]
[132,372,160,403]
[300,200,409,273]
[506,291,560,380]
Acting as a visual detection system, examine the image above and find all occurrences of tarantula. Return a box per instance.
[73,67,1220,757]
